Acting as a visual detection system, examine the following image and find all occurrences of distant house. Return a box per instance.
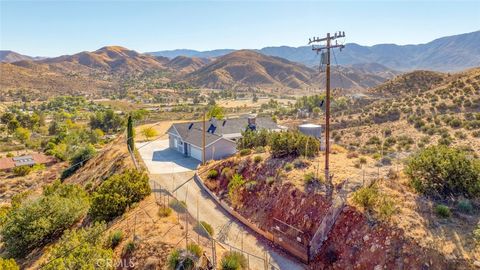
[0,153,56,172]
[167,116,283,162]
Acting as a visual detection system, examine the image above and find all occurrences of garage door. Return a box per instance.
[190,146,202,161]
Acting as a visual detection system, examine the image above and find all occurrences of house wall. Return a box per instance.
[205,138,237,160]
[168,134,183,153]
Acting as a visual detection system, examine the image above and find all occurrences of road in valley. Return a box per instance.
[137,140,305,270]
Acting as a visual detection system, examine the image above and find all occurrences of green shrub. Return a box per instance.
[283,163,293,171]
[12,165,32,176]
[221,251,248,270]
[352,185,379,210]
[198,221,214,236]
[457,200,473,214]
[239,149,251,156]
[0,258,20,270]
[228,174,245,206]
[89,170,151,221]
[435,204,451,218]
[378,196,397,220]
[304,172,322,185]
[110,230,123,248]
[255,146,265,153]
[158,207,173,217]
[1,181,89,257]
[207,169,219,179]
[405,145,480,198]
[253,155,263,163]
[187,243,203,258]
[123,241,136,254]
[43,223,113,270]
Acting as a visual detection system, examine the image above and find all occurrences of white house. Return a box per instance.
[167,116,282,162]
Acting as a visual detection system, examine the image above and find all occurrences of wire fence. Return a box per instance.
[151,180,282,270]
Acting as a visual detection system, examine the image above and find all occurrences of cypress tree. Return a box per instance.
[127,115,134,151]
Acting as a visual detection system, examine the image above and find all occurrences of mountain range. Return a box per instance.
[149,31,480,72]
[0,31,479,100]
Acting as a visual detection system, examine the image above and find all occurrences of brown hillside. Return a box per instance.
[0,61,117,101]
[166,55,209,73]
[185,50,315,89]
[369,70,447,96]
[41,46,166,73]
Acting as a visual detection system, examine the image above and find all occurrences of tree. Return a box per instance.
[207,105,225,120]
[89,170,151,221]
[42,223,113,270]
[252,93,258,103]
[61,144,96,179]
[127,115,134,151]
[1,181,89,257]
[1,112,15,124]
[14,127,31,143]
[141,127,157,141]
[405,145,480,198]
[7,119,19,133]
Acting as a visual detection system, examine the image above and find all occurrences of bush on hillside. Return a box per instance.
[167,243,203,270]
[42,223,113,270]
[221,251,248,270]
[207,169,218,179]
[0,258,19,270]
[269,131,320,158]
[89,169,151,221]
[435,204,451,218]
[405,145,480,198]
[12,165,32,176]
[228,174,245,206]
[1,181,89,257]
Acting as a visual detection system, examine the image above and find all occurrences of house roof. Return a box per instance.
[168,117,280,148]
[0,153,56,170]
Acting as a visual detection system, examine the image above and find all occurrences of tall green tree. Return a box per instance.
[127,115,134,151]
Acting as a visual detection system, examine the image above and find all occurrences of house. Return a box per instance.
[167,116,283,162]
[0,153,56,172]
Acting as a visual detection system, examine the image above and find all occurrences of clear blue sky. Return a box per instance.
[1,0,479,57]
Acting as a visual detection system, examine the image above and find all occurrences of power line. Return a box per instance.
[308,31,346,195]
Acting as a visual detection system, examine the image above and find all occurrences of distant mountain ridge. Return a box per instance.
[149,31,480,72]
[0,50,44,63]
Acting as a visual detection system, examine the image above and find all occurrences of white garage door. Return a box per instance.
[190,146,202,161]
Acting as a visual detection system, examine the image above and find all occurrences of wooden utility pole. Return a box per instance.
[202,112,206,165]
[309,31,345,189]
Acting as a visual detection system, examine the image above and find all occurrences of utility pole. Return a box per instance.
[309,31,345,191]
[202,112,206,165]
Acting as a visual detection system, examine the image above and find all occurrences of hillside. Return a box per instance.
[151,31,480,71]
[166,55,209,73]
[368,70,447,96]
[41,46,166,74]
[185,50,315,89]
[0,50,44,63]
[0,61,117,101]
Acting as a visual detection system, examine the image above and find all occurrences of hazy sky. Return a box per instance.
[1,0,479,57]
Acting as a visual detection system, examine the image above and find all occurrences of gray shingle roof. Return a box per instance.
[168,117,279,148]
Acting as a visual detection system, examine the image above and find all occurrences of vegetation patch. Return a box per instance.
[405,145,480,198]
[1,181,90,257]
[89,169,151,221]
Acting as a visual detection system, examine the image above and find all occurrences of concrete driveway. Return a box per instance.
[137,140,304,269]
[137,139,200,175]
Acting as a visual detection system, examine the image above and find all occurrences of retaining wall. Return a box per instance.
[194,173,309,263]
